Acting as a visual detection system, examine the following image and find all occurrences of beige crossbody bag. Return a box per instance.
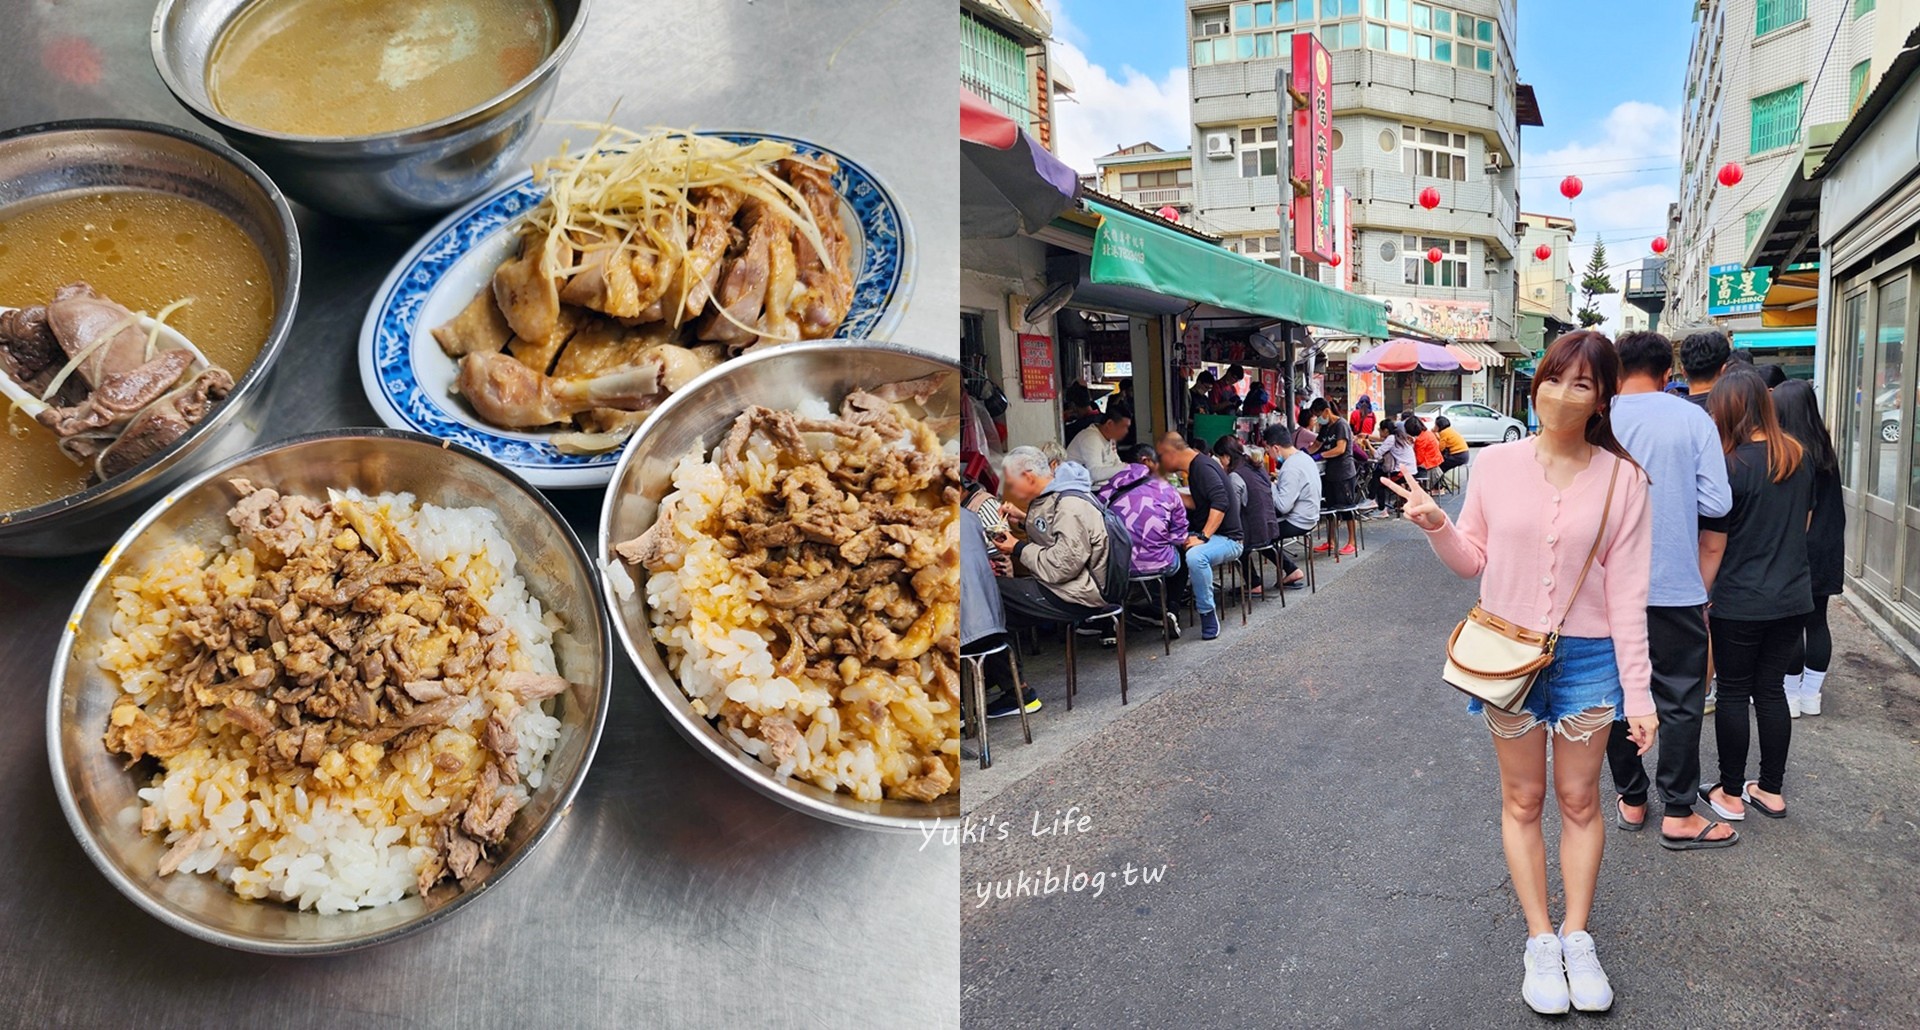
[1443,460,1620,713]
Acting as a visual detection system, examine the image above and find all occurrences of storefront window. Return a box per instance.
[1842,291,1868,487]
[1870,277,1907,502]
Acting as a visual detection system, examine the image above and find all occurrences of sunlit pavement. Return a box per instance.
[961,492,1920,1028]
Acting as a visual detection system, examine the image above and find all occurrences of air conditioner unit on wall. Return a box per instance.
[1205,133,1236,159]
[1485,152,1504,173]
[1199,18,1228,36]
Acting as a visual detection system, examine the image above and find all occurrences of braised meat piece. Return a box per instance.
[613,374,962,801]
[454,350,661,428]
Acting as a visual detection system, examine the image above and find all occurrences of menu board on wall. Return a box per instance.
[1018,334,1057,401]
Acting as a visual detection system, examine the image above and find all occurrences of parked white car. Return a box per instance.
[1413,401,1527,445]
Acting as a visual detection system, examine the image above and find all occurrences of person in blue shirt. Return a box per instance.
[1604,331,1738,850]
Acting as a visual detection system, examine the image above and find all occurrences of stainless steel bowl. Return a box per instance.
[0,120,300,557]
[151,0,592,221]
[48,429,611,953]
[597,341,960,832]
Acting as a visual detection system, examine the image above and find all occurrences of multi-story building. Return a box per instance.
[962,0,1072,153]
[1091,143,1196,223]
[1515,212,1576,351]
[1666,0,1885,331]
[1183,0,1535,380]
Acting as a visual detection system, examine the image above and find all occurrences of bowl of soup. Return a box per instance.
[152,0,591,222]
[0,120,300,557]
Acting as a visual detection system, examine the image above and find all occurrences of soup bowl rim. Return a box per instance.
[149,0,596,147]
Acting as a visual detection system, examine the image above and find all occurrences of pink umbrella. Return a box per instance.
[1349,339,1462,373]
[1443,344,1484,372]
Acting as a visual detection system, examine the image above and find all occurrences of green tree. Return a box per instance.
[1577,238,1616,328]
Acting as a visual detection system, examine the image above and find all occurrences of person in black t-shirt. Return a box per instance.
[1305,398,1359,554]
[1700,370,1811,822]
[1155,432,1244,640]
[1679,329,1731,410]
[1773,380,1845,716]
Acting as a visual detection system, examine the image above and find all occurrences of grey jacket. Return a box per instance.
[1014,461,1111,609]
[960,507,1006,646]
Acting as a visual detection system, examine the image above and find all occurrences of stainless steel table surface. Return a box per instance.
[0,1,959,1026]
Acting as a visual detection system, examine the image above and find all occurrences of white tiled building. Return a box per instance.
[1666,0,1886,329]
[1183,0,1530,356]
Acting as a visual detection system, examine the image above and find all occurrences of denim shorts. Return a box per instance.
[1466,635,1623,724]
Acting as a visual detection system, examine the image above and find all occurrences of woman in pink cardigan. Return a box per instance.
[1386,331,1656,1016]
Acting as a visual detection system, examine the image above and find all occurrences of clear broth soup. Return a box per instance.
[207,0,558,137]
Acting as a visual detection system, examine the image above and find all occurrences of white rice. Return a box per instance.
[105,492,566,914]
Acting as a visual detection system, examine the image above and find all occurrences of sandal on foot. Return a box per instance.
[1741,781,1787,819]
[1698,783,1745,821]
[1615,799,1646,832]
[1659,820,1740,851]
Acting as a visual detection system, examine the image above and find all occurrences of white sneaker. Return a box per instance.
[1521,933,1571,1014]
[1787,692,1803,718]
[1801,669,1827,715]
[1559,930,1615,1012]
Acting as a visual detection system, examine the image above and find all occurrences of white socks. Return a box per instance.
[1801,668,1827,697]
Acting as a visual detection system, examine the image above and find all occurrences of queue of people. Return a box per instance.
[1390,326,1845,1016]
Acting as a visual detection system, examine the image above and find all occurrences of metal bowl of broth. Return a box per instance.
[0,120,300,557]
[152,0,591,222]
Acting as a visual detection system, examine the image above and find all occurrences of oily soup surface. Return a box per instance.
[208,0,557,136]
[0,191,274,510]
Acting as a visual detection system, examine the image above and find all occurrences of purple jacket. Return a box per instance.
[1097,464,1188,576]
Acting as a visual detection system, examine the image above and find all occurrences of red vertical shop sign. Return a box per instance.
[1018,334,1057,401]
[1289,32,1334,263]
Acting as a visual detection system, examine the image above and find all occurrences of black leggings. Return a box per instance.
[1789,594,1833,674]
[1710,614,1799,796]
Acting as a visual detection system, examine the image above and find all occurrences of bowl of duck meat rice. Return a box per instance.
[47,429,608,953]
[598,341,960,832]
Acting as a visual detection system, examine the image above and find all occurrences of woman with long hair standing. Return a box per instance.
[1701,370,1814,824]
[1385,331,1654,1015]
[1771,379,1843,716]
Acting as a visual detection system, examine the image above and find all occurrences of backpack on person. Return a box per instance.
[1056,489,1133,606]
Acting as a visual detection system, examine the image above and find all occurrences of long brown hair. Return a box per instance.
[1530,330,1639,468]
[1709,368,1803,482]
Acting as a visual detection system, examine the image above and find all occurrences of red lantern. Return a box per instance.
[1156,205,1180,222]
[1717,162,1743,187]
[1533,243,1552,261]
[1426,247,1443,264]
[1328,252,1343,267]
[1418,186,1441,210]
[1559,175,1583,200]
[1650,236,1669,254]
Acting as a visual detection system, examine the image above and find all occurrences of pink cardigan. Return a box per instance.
[1421,440,1655,718]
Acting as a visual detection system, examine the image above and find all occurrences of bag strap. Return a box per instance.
[1549,457,1622,643]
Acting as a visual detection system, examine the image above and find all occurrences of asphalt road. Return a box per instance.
[960,502,1920,1028]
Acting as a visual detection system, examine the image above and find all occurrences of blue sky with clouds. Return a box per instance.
[1046,0,1697,326]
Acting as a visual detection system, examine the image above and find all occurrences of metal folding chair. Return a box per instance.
[1065,604,1129,709]
[959,633,1031,769]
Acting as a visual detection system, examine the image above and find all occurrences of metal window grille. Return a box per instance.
[961,12,1032,132]
[1755,0,1807,36]
[1749,83,1804,153]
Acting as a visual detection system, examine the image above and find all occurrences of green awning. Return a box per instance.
[1733,327,1817,350]
[1085,201,1388,339]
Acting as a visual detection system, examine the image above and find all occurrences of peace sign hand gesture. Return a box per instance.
[1381,473,1446,531]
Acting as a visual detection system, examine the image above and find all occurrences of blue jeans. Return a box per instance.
[1467,635,1624,741]
[1185,535,1245,616]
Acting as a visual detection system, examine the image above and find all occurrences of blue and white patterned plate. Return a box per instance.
[358,131,913,489]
